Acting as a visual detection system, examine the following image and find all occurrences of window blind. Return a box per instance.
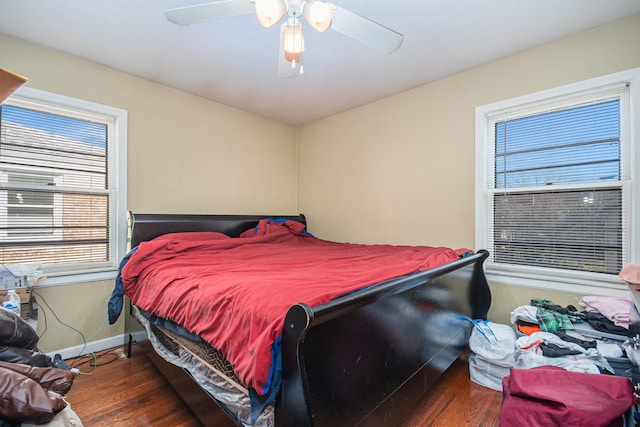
[494,98,621,188]
[489,95,625,275]
[0,104,110,269]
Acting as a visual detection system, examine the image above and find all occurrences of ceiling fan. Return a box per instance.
[164,0,404,78]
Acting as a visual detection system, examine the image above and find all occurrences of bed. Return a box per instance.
[111,212,491,427]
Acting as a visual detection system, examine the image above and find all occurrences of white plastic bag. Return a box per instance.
[469,321,516,367]
[469,353,511,391]
[468,321,516,391]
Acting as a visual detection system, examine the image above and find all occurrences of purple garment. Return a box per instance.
[500,366,633,427]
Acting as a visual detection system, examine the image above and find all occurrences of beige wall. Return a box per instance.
[2,14,639,352]
[0,35,298,352]
[297,15,640,325]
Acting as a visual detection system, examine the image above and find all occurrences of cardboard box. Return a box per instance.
[0,287,31,304]
[0,288,36,321]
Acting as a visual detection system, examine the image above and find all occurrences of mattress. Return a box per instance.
[134,308,273,427]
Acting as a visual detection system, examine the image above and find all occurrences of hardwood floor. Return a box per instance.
[65,346,203,427]
[65,345,502,426]
[401,351,502,427]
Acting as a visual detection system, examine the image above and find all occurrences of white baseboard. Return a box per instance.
[45,334,125,361]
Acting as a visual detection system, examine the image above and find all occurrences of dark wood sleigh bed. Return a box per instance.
[122,212,491,427]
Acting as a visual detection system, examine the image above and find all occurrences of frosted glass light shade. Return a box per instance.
[283,22,305,63]
[303,1,332,32]
[255,0,286,28]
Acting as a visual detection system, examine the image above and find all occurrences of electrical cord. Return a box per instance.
[3,263,121,375]
[31,289,117,375]
[69,347,120,375]
[31,289,89,350]
[36,296,48,343]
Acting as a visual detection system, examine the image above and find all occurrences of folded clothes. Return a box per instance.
[536,307,574,332]
[531,299,585,322]
[597,342,623,359]
[510,305,538,325]
[584,312,628,334]
[540,343,582,357]
[517,322,541,336]
[515,332,614,375]
[579,296,630,328]
[560,329,625,358]
[551,331,597,350]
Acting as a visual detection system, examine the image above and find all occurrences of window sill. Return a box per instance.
[34,269,118,287]
[485,266,629,299]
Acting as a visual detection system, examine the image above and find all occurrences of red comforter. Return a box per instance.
[121,220,470,395]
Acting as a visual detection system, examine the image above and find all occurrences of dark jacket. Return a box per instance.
[0,361,74,423]
[0,309,50,366]
[0,309,74,423]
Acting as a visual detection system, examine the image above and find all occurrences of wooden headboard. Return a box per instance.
[128,212,307,247]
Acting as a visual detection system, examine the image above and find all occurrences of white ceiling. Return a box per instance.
[1,1,639,126]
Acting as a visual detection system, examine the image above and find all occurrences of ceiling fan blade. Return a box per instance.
[165,0,255,26]
[330,6,403,54]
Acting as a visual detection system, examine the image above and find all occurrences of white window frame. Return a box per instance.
[475,68,640,298]
[2,87,128,287]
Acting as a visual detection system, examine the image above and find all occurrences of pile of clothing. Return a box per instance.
[512,296,629,336]
[510,296,629,374]
[0,308,82,426]
[579,296,630,333]
[498,295,635,426]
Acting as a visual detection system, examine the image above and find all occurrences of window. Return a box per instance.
[0,88,127,285]
[475,68,639,296]
[6,172,55,239]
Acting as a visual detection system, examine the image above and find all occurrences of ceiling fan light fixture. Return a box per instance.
[284,50,302,64]
[282,20,305,63]
[164,0,404,77]
[255,0,286,28]
[303,1,332,32]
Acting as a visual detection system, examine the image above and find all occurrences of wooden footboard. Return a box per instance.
[123,212,491,427]
[279,250,490,426]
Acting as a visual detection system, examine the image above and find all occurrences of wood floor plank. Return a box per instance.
[65,345,502,426]
[401,352,502,427]
[65,346,203,427]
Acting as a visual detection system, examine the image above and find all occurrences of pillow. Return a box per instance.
[239,219,310,238]
[154,231,230,242]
